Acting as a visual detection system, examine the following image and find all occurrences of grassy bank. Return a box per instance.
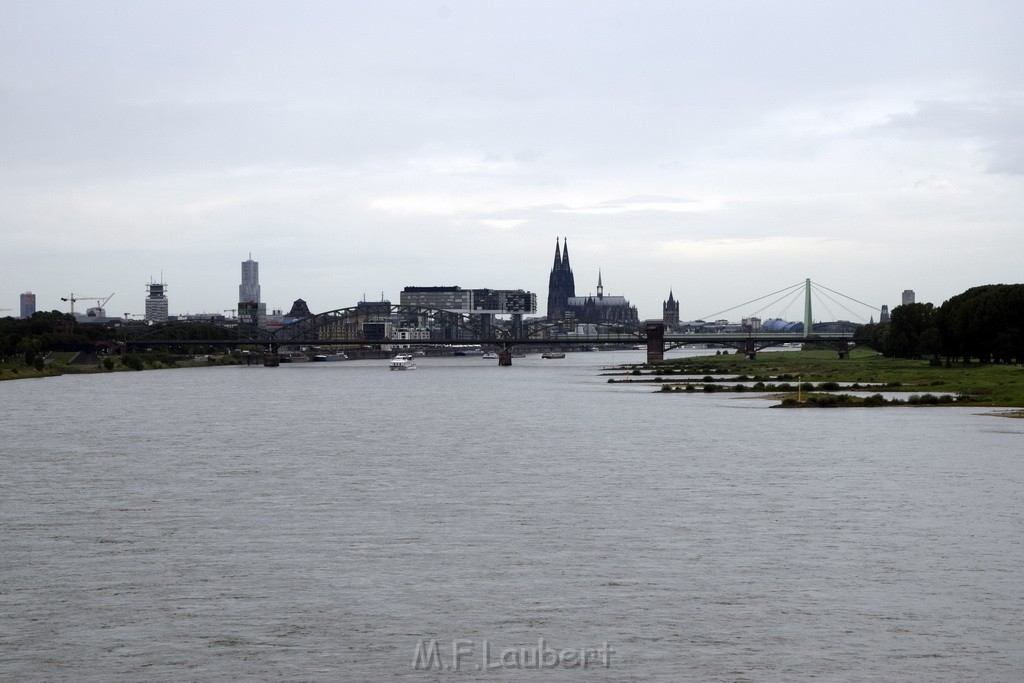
[607,348,1024,409]
[0,352,250,381]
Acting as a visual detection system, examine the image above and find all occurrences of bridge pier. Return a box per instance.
[837,340,849,359]
[745,339,757,360]
[498,350,513,366]
[646,322,665,363]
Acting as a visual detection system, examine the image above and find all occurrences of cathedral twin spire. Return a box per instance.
[547,237,576,319]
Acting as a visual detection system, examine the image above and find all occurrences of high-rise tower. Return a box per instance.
[240,254,260,305]
[546,237,576,320]
[145,279,168,322]
[20,291,36,318]
[238,254,265,328]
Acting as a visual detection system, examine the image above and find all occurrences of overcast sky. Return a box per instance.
[2,0,1022,322]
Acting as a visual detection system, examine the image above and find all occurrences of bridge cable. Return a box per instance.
[810,282,879,313]
[699,281,805,321]
[764,288,803,320]
[812,292,840,323]
[812,287,868,322]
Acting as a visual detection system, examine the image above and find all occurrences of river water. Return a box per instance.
[1,350,1022,681]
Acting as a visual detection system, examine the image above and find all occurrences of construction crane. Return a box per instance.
[61,293,114,315]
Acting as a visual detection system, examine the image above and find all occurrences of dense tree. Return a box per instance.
[882,302,937,358]
[936,284,1024,363]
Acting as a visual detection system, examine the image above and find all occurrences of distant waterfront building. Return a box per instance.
[880,305,890,323]
[902,289,915,306]
[400,286,473,311]
[285,299,312,319]
[20,291,36,318]
[546,238,637,324]
[663,290,680,329]
[399,287,537,314]
[145,280,169,322]
[546,237,576,320]
[564,271,639,324]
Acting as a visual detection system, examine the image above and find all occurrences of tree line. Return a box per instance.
[858,284,1024,363]
[0,311,111,366]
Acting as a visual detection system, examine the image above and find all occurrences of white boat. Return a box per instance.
[481,352,498,360]
[542,352,565,359]
[389,354,417,371]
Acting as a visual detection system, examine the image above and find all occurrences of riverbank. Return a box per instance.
[0,352,245,381]
[608,348,1024,410]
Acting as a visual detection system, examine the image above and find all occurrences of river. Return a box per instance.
[1,349,1022,681]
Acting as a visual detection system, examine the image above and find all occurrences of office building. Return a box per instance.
[20,291,36,318]
[145,280,168,322]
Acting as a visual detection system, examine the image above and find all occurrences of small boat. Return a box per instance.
[542,352,565,359]
[389,354,417,371]
[313,352,349,362]
[481,352,498,360]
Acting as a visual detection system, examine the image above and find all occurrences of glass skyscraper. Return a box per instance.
[240,255,260,304]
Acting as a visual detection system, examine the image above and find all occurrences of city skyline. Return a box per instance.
[3,2,1022,320]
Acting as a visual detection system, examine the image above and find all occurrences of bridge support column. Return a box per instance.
[263,344,280,367]
[745,339,757,360]
[837,340,849,359]
[498,350,513,366]
[646,322,665,363]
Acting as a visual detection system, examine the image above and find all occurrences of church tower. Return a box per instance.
[663,290,680,329]
[546,237,576,320]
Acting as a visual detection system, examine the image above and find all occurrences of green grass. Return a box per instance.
[628,348,1024,408]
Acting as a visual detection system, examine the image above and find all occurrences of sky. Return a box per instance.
[2,0,1022,322]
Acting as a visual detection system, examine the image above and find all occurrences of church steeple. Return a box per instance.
[663,288,680,329]
[597,270,604,299]
[551,237,562,272]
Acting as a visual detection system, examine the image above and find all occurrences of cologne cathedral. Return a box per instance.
[546,238,639,324]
